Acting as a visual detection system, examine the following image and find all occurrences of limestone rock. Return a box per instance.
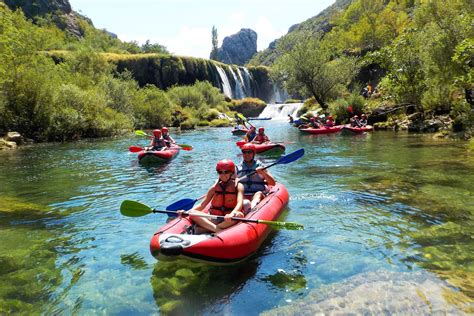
[216,29,257,66]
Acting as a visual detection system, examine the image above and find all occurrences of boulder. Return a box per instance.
[216,29,257,65]
[6,132,23,145]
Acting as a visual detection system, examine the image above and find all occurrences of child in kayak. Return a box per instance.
[161,127,176,145]
[148,129,169,151]
[181,159,245,233]
[237,143,276,210]
[251,127,270,144]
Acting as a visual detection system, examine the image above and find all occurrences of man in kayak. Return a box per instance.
[244,126,257,142]
[182,159,245,233]
[359,114,368,127]
[251,127,270,144]
[237,143,276,210]
[148,129,169,151]
[161,127,176,145]
[350,115,361,127]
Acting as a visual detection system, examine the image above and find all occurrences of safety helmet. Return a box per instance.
[241,143,256,154]
[250,126,256,131]
[216,159,236,173]
[153,129,162,137]
[258,127,265,133]
[161,127,169,133]
[328,115,334,120]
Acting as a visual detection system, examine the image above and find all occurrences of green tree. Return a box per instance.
[141,40,169,54]
[271,35,360,109]
[210,26,219,60]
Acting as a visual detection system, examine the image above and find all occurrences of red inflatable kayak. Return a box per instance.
[137,145,180,164]
[299,125,344,134]
[236,141,285,154]
[342,125,373,133]
[149,183,289,264]
[231,127,248,135]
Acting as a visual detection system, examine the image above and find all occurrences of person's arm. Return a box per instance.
[256,168,276,186]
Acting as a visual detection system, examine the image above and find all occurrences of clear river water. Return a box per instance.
[0,120,473,314]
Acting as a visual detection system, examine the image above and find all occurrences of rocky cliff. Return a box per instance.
[216,28,257,66]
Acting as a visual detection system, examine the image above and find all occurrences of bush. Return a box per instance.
[229,97,266,117]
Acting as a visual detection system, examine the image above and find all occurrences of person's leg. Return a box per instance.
[250,192,264,209]
[243,199,251,214]
[188,211,220,233]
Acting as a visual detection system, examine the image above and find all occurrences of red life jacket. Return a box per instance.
[253,134,268,143]
[210,180,238,216]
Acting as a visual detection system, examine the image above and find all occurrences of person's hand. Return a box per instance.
[176,209,187,217]
[225,211,243,222]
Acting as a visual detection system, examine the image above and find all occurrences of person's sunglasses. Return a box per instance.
[242,150,253,154]
[217,170,232,175]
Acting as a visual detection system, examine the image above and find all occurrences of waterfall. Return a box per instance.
[258,103,303,120]
[241,67,254,97]
[228,66,245,99]
[215,65,233,98]
[268,85,290,104]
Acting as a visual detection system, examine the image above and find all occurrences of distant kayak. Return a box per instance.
[236,141,285,154]
[137,146,180,164]
[342,125,374,133]
[149,183,289,264]
[231,127,249,135]
[299,125,344,134]
[248,117,272,120]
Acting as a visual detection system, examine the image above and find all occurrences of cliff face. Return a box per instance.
[216,28,257,66]
[4,0,86,37]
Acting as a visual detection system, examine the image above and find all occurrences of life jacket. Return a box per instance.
[246,131,257,142]
[152,137,166,150]
[210,179,238,216]
[237,160,267,194]
[253,134,268,143]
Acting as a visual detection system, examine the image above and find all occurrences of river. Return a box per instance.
[0,121,473,314]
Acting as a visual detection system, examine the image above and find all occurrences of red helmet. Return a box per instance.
[153,129,162,137]
[241,143,256,154]
[258,127,265,133]
[216,159,236,173]
[328,115,334,120]
[161,127,169,133]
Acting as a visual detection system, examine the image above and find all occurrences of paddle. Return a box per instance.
[120,200,304,230]
[134,130,193,151]
[165,148,305,211]
[237,113,254,128]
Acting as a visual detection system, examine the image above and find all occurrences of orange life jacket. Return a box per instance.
[210,180,238,216]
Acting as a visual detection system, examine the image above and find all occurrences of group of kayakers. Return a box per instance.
[244,126,270,144]
[147,127,176,151]
[349,114,368,127]
[294,114,335,129]
[178,143,275,233]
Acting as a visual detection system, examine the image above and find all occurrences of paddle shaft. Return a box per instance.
[153,209,273,225]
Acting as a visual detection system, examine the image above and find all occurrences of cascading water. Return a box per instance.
[241,67,254,96]
[215,65,233,98]
[258,103,303,120]
[228,66,245,99]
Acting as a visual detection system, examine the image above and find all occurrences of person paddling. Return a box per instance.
[179,160,245,233]
[245,126,257,142]
[251,127,270,144]
[161,127,176,145]
[148,129,169,151]
[237,143,276,210]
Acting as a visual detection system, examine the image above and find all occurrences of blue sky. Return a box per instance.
[69,0,335,58]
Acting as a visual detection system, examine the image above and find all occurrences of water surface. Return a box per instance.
[0,121,473,314]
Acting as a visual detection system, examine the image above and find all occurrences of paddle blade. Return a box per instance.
[237,113,247,121]
[129,145,144,152]
[135,130,149,137]
[178,144,193,151]
[276,148,305,165]
[166,198,197,211]
[259,219,304,230]
[120,200,153,217]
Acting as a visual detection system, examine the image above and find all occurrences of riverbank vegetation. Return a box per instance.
[266,0,473,137]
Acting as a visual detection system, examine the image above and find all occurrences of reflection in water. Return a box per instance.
[150,259,258,315]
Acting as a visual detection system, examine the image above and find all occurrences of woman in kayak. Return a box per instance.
[350,115,361,127]
[251,127,270,144]
[359,114,368,127]
[325,115,335,127]
[182,159,245,233]
[244,126,257,142]
[148,129,169,151]
[237,144,276,210]
[161,127,176,145]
